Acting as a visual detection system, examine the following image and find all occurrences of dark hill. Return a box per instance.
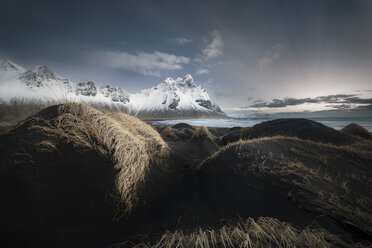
[1,106,371,248]
[0,103,171,247]
[341,123,372,140]
[198,137,372,239]
[221,118,355,145]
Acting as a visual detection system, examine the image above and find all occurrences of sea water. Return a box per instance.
[151,110,372,132]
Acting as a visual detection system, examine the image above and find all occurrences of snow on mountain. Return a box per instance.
[18,65,75,100]
[76,81,97,96]
[0,59,26,73]
[128,74,224,117]
[99,85,130,104]
[0,60,225,117]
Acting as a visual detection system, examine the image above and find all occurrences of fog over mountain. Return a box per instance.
[0,59,225,118]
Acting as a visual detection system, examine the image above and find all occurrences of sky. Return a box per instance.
[1,0,372,111]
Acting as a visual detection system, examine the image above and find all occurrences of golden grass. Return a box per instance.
[30,102,170,217]
[281,142,372,237]
[116,217,369,248]
[191,126,216,142]
[204,135,372,165]
[35,140,58,153]
[198,136,372,237]
[161,126,178,140]
[0,126,12,136]
[341,123,372,140]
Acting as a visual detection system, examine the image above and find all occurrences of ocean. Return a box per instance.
[150,110,372,132]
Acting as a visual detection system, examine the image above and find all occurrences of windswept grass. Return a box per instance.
[35,140,58,153]
[191,126,216,142]
[198,136,372,238]
[341,123,372,140]
[161,126,178,140]
[204,135,372,164]
[29,102,170,217]
[116,217,369,248]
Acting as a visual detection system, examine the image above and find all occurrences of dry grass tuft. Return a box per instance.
[0,126,13,136]
[191,126,216,142]
[29,102,170,217]
[161,127,178,140]
[35,140,58,153]
[116,217,369,248]
[341,123,372,140]
[199,136,372,237]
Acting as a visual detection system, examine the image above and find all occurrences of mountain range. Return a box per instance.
[0,60,225,118]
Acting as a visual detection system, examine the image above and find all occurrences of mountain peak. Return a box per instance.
[0,59,26,73]
[176,74,196,88]
[183,74,194,84]
[0,60,224,117]
[31,65,61,80]
[159,74,196,89]
[19,65,66,88]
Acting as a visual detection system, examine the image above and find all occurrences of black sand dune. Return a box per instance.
[221,118,356,146]
[0,104,371,247]
[0,103,171,247]
[198,137,372,236]
[341,123,372,141]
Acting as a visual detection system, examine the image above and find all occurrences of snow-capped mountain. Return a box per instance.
[0,60,225,117]
[0,59,26,73]
[128,75,223,117]
[99,85,130,104]
[19,65,75,95]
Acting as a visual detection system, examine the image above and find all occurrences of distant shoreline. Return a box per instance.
[141,115,229,121]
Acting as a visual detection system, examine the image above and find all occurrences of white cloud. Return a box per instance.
[258,44,283,70]
[202,30,224,59]
[196,68,210,75]
[92,51,190,76]
[192,57,203,63]
[174,37,193,45]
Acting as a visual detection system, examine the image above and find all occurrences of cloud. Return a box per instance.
[202,30,224,59]
[192,58,203,63]
[173,37,192,45]
[325,104,351,110]
[354,104,372,110]
[196,68,210,75]
[258,44,283,70]
[91,51,190,76]
[249,94,372,109]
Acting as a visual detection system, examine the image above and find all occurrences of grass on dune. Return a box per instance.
[116,217,369,248]
[198,136,372,238]
[209,135,372,161]
[160,126,178,140]
[191,126,216,142]
[341,123,372,140]
[29,102,170,217]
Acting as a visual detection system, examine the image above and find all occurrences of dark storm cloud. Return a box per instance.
[354,104,372,110]
[250,94,372,108]
[325,104,351,110]
[1,0,372,108]
[250,97,319,108]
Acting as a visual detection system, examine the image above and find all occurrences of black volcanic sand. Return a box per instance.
[1,109,372,247]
